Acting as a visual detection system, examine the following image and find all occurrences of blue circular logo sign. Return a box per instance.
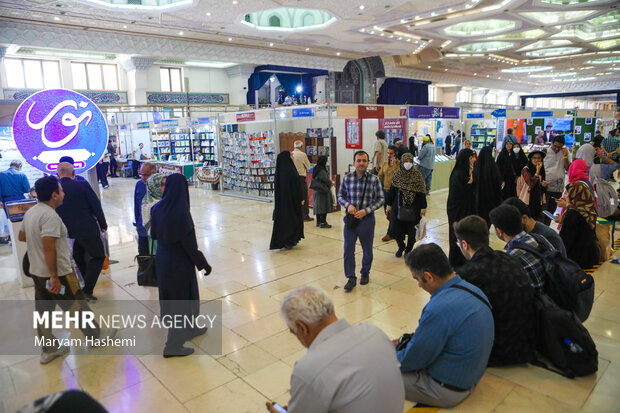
[12,89,108,174]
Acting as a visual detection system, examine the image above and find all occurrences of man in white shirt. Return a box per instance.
[19,176,114,364]
[266,286,404,413]
[372,130,389,173]
[132,143,145,179]
[543,135,572,225]
[292,140,313,221]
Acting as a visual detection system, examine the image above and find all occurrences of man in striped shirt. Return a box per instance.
[338,151,385,292]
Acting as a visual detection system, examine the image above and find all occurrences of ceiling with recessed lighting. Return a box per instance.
[0,0,617,93]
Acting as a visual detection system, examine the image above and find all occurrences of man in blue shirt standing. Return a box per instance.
[0,160,30,210]
[337,151,384,292]
[395,243,494,407]
[417,135,435,193]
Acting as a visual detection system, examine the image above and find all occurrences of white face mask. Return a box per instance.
[403,162,413,170]
[513,147,521,153]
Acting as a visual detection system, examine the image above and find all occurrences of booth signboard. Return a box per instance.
[292,107,315,118]
[379,118,406,145]
[198,117,211,124]
[161,119,179,127]
[12,89,108,174]
[409,106,459,119]
[345,118,362,149]
[358,105,384,119]
[467,113,484,119]
[236,112,256,122]
[137,122,150,129]
[492,109,506,118]
[532,111,553,117]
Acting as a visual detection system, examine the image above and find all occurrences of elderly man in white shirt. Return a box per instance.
[266,286,405,413]
[543,135,572,225]
[292,140,313,221]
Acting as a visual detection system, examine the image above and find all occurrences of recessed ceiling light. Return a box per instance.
[474,73,477,76]
[407,39,411,42]
[232,0,238,4]
[337,52,341,55]
[444,68,448,71]
[179,31,184,35]
[370,31,375,34]
[360,5,365,10]
[206,12,211,16]
[123,25,127,28]
[228,37,232,41]
[427,65,431,69]
[54,16,60,21]
[448,8,452,12]
[389,35,394,38]
[360,28,365,32]
[498,76,501,79]
[269,42,274,46]
[305,47,310,51]
[380,33,384,36]
[486,74,490,77]
[415,16,420,19]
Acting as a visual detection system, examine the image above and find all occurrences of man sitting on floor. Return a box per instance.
[267,286,404,413]
[395,243,494,408]
[454,215,536,366]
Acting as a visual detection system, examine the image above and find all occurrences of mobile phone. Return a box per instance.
[271,402,287,413]
[543,210,559,222]
[45,280,66,295]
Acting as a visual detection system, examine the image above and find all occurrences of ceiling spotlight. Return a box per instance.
[305,47,310,51]
[54,16,60,21]
[360,5,365,10]
[269,42,274,46]
[398,37,402,40]
[427,65,431,69]
[206,12,211,16]
[337,52,341,55]
[474,73,477,76]
[498,76,501,79]
[415,15,420,19]
[444,68,448,71]
[407,39,411,42]
[380,33,384,36]
[370,31,375,34]
[448,8,453,12]
[228,37,232,41]
[179,31,184,35]
[486,74,490,77]
[360,28,365,32]
[123,25,127,28]
[232,0,238,4]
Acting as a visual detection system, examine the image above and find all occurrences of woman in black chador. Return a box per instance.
[270,151,304,249]
[150,173,211,358]
[447,148,476,268]
[474,146,502,227]
[496,139,519,200]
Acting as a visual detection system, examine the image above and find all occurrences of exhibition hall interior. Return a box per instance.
[0,0,619,412]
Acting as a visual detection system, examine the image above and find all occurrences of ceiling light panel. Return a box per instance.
[525,46,584,57]
[502,65,553,73]
[489,29,546,40]
[540,0,612,5]
[240,8,336,32]
[444,19,517,37]
[591,39,620,49]
[516,40,572,52]
[457,41,514,53]
[529,71,577,78]
[586,11,620,26]
[78,0,194,11]
[520,10,598,24]
[587,56,620,64]
[552,76,595,82]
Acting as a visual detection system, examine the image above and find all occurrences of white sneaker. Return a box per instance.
[40,345,69,364]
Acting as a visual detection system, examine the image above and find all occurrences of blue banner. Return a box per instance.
[161,119,179,127]
[292,108,315,118]
[137,122,150,129]
[491,109,506,118]
[532,111,553,117]
[198,117,211,124]
[467,113,484,119]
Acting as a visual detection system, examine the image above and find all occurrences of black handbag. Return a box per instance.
[309,178,329,194]
[395,333,413,351]
[135,240,158,287]
[345,175,369,229]
[396,190,418,222]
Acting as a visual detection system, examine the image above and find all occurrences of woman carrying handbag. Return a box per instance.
[386,153,427,257]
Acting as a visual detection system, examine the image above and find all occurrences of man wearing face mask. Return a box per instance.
[266,286,405,413]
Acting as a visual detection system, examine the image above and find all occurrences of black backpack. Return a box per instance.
[512,233,594,322]
[532,294,598,378]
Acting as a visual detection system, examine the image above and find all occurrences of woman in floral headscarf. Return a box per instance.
[556,159,600,269]
[142,173,167,232]
[386,153,427,257]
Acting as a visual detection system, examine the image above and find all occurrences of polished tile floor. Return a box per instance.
[0,178,619,413]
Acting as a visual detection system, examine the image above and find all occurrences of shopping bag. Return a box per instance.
[517,176,530,204]
[415,216,427,241]
[330,185,337,207]
[595,222,612,262]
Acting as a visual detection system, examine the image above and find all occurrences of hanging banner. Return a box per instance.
[12,88,108,174]
[345,118,362,149]
[408,106,459,119]
[532,111,553,117]
[467,113,485,119]
[378,118,406,145]
[358,105,384,119]
[236,112,256,122]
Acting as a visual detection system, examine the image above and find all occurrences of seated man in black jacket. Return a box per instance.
[453,215,536,366]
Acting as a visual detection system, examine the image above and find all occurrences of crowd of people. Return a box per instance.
[6,125,620,412]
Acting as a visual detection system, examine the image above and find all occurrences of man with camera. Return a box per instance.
[337,151,384,292]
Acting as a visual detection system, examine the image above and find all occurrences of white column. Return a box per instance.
[225,65,256,106]
[119,57,154,106]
